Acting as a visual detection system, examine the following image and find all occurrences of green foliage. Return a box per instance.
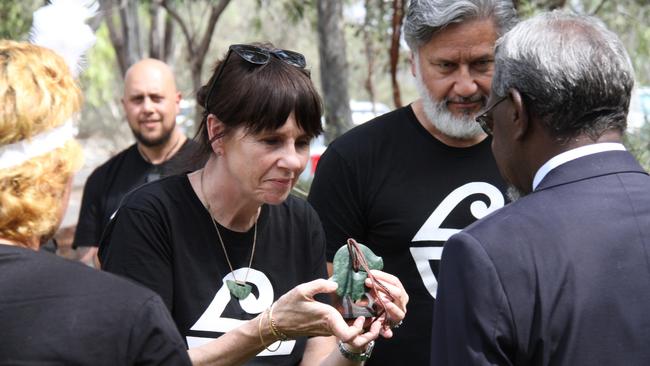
[517,0,650,85]
[516,0,650,168]
[0,1,42,41]
[251,0,316,32]
[77,24,128,143]
[624,124,650,172]
[586,0,650,85]
[80,25,118,109]
[283,0,311,23]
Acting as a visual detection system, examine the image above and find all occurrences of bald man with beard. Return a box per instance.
[73,59,202,267]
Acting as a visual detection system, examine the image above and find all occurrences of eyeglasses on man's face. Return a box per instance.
[475,95,507,135]
[204,44,307,112]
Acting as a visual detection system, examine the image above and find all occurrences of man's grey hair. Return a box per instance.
[403,0,518,51]
[492,11,634,140]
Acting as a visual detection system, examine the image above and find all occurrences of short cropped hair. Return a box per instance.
[403,0,518,51]
[0,40,83,244]
[492,11,634,139]
[195,42,323,159]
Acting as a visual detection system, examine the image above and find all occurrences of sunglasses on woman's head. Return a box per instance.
[204,44,307,112]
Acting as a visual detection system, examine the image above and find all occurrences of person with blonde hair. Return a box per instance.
[0,40,192,365]
[0,41,83,246]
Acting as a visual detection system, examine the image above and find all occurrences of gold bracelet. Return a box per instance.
[268,302,289,341]
[258,309,282,352]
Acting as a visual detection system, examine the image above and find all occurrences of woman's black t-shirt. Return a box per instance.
[100,174,328,365]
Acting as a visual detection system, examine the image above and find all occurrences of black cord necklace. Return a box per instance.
[137,134,182,182]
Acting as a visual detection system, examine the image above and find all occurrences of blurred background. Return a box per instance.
[1,0,649,253]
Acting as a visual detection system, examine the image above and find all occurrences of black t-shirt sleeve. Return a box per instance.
[73,169,104,248]
[308,146,366,262]
[100,205,175,311]
[128,295,191,366]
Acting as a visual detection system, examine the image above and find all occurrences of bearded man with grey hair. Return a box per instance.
[308,1,517,364]
[432,11,650,366]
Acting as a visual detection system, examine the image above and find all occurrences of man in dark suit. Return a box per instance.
[431,11,650,366]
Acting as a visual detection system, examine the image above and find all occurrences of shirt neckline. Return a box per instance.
[532,142,626,191]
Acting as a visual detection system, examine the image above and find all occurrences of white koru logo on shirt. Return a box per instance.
[410,182,504,298]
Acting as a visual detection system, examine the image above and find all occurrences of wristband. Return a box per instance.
[338,340,374,362]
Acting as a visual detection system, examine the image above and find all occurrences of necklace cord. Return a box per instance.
[200,168,258,285]
[137,133,182,164]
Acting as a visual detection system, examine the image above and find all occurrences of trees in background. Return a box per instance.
[0,1,43,41]
[1,0,649,169]
[317,0,354,143]
[103,0,231,121]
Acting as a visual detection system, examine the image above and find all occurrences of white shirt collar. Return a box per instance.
[532,142,626,191]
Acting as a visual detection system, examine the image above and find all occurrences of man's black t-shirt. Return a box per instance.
[100,175,328,365]
[73,139,201,248]
[308,105,508,365]
[0,245,190,365]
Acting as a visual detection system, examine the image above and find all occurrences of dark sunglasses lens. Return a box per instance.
[273,49,306,68]
[232,44,269,64]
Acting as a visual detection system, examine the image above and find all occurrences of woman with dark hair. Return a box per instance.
[100,43,407,365]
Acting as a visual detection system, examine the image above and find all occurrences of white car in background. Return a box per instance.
[350,100,391,125]
[628,86,650,131]
[300,100,391,182]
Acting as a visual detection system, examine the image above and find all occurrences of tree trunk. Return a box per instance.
[389,0,405,109]
[148,2,164,61]
[317,0,353,143]
[162,0,231,128]
[105,0,143,76]
[121,0,142,72]
[363,0,376,110]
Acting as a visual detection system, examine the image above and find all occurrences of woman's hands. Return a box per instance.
[269,272,408,349]
[271,279,375,341]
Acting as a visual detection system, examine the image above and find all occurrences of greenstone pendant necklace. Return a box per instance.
[210,216,257,300]
[200,169,258,300]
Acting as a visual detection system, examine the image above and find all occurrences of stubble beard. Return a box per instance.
[132,122,175,148]
[413,60,486,140]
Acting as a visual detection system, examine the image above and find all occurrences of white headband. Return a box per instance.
[0,1,96,171]
[0,121,76,170]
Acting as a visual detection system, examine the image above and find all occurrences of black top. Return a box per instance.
[100,175,328,365]
[73,139,202,248]
[308,105,508,365]
[432,151,650,366]
[0,245,190,365]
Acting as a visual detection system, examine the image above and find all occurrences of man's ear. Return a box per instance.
[510,88,529,141]
[206,114,226,154]
[174,91,182,115]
